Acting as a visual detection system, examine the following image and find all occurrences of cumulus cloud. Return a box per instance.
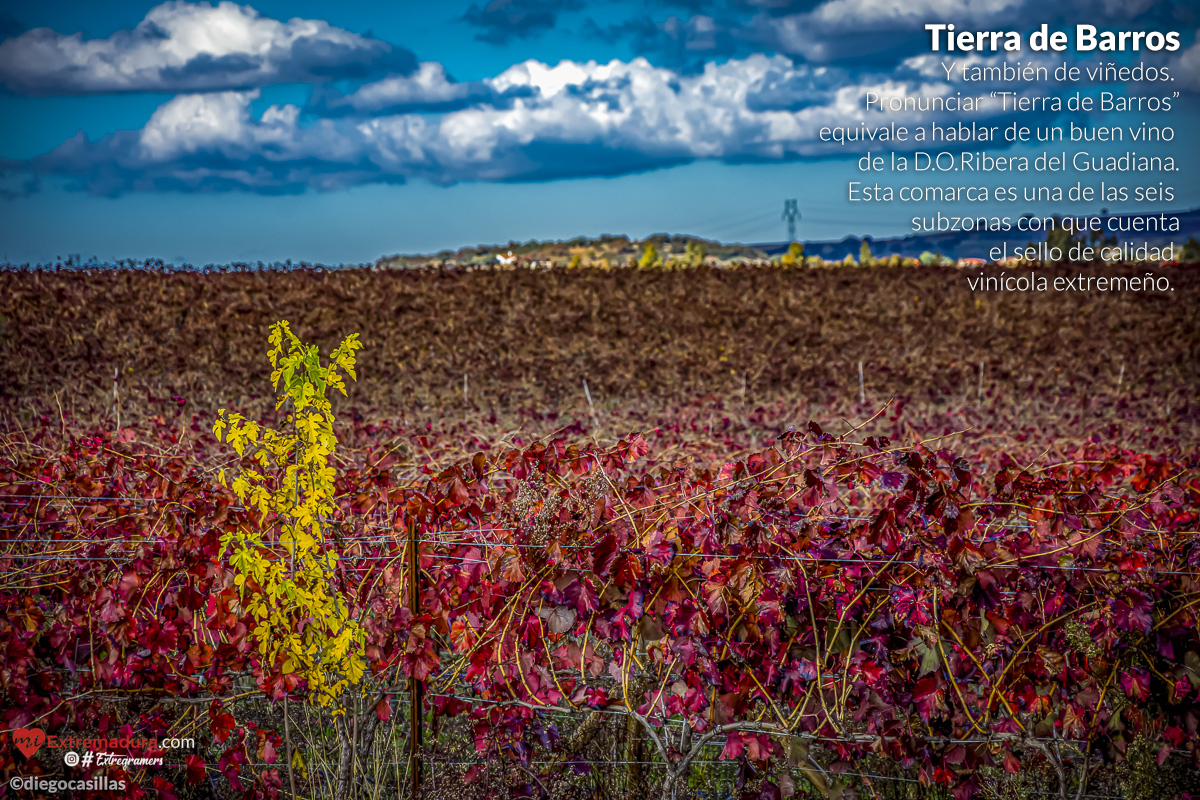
[32,91,388,195]
[311,62,535,115]
[0,1,416,95]
[20,54,1038,195]
[760,0,1179,62]
[1173,38,1200,92]
[899,50,1072,84]
[593,0,1178,65]
[748,0,1027,63]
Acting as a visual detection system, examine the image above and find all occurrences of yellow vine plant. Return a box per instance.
[213,321,366,708]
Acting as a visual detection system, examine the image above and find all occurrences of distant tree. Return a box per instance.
[919,251,936,266]
[1180,236,1200,263]
[1045,224,1073,260]
[684,240,707,267]
[860,239,874,266]
[780,241,804,266]
[843,254,857,268]
[639,242,662,269]
[568,254,582,269]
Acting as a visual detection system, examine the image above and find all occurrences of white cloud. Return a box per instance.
[28,53,1034,194]
[1173,38,1200,93]
[899,50,1070,83]
[337,63,472,110]
[316,62,513,114]
[747,0,1165,62]
[140,90,259,159]
[0,0,414,95]
[757,0,1024,63]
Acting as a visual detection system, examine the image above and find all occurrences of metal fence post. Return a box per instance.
[408,519,424,799]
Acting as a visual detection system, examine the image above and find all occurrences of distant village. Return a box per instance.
[375,235,1195,271]
[376,234,992,270]
[374,208,1199,270]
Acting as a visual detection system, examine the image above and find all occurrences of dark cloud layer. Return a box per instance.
[583,14,740,72]
[462,0,584,45]
[0,12,24,39]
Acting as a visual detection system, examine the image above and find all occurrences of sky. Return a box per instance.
[0,0,1198,265]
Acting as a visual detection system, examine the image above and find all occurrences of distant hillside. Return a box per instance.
[376,208,1198,267]
[376,233,766,267]
[755,208,1200,261]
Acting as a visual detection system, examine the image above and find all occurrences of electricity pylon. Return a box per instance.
[782,199,800,242]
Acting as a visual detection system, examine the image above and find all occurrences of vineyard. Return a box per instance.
[0,262,1198,800]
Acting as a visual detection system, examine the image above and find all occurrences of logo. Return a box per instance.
[12,728,45,758]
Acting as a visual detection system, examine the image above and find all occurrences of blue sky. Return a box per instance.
[1,0,1198,265]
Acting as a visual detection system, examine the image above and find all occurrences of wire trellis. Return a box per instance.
[0,493,1189,577]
